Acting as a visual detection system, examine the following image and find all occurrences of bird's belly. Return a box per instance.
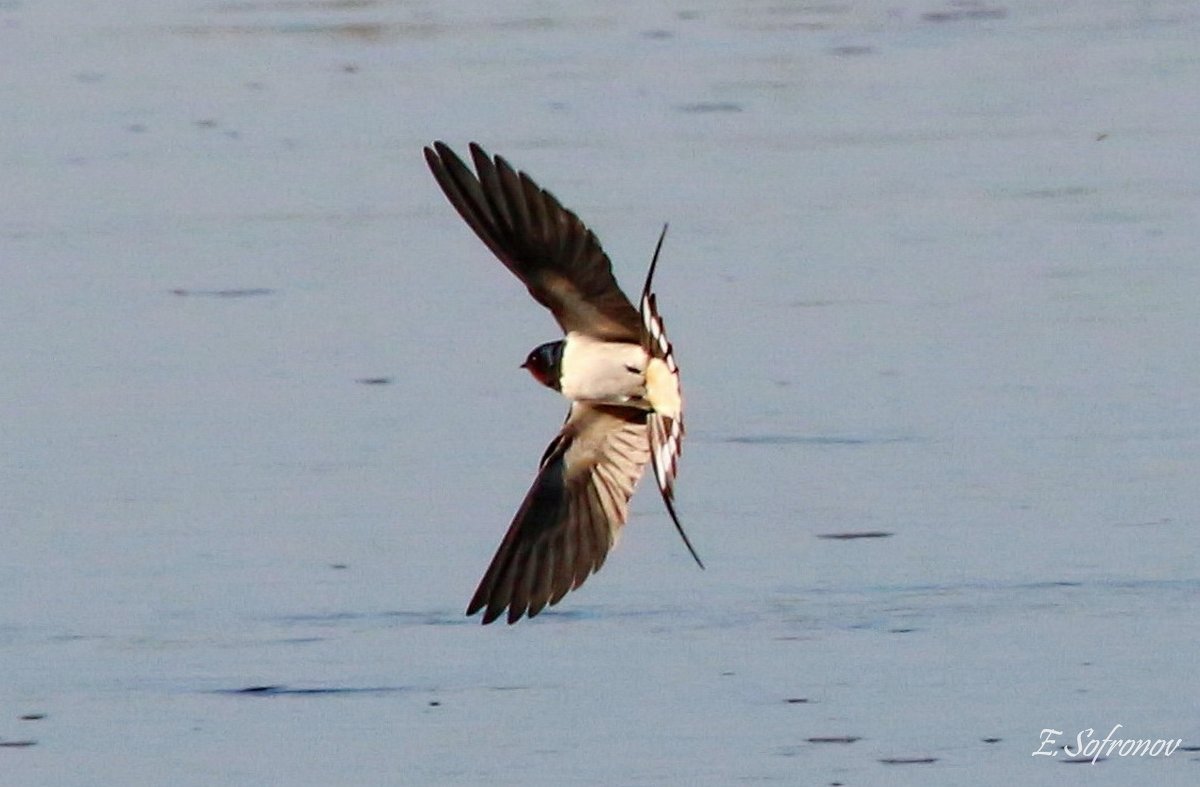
[559,333,650,406]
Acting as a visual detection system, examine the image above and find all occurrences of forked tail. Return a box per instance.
[639,225,703,570]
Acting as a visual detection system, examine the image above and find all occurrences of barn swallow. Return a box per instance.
[424,141,703,624]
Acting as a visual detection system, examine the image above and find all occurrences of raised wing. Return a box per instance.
[424,141,641,342]
[467,404,651,624]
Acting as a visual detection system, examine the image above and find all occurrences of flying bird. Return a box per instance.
[424,141,702,625]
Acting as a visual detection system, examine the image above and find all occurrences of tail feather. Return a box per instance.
[639,225,702,569]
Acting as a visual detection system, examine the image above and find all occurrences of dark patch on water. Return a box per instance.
[676,102,743,114]
[788,297,889,309]
[267,606,668,629]
[0,740,37,748]
[1016,186,1098,199]
[817,531,894,540]
[355,377,392,385]
[784,697,810,704]
[269,610,469,627]
[723,434,916,447]
[774,738,860,757]
[218,685,411,697]
[1023,580,1082,589]
[217,0,383,10]
[172,22,414,40]
[46,633,105,643]
[879,756,938,764]
[982,737,1002,743]
[387,610,478,625]
[19,714,45,721]
[828,45,873,56]
[272,611,363,624]
[921,4,1007,23]
[171,287,275,298]
[1113,517,1174,528]
[228,685,284,694]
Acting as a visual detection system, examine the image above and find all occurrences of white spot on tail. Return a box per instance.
[650,413,683,499]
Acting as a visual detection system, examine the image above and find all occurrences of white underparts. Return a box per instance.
[559,332,650,406]
[558,332,683,421]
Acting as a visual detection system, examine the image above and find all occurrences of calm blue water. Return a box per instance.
[3,1,1198,784]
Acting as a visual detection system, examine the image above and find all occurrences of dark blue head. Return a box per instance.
[521,340,564,390]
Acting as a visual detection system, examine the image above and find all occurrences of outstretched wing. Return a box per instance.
[424,141,641,342]
[639,226,703,569]
[467,404,651,624]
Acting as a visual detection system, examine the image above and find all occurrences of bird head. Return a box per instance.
[521,341,564,391]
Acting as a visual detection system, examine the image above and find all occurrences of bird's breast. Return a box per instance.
[559,332,651,406]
